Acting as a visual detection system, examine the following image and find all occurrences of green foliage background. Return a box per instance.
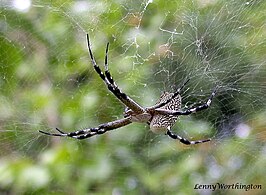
[0,0,266,194]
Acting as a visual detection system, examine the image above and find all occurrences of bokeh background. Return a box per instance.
[0,0,266,194]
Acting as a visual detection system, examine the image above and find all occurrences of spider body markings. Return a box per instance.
[149,92,181,134]
[39,34,217,145]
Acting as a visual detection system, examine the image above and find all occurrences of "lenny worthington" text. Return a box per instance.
[194,183,262,191]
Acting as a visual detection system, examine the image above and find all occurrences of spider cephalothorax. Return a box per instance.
[40,34,217,145]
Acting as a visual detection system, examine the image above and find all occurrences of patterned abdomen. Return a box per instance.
[150,92,181,134]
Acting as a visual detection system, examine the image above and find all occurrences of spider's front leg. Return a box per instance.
[86,34,145,114]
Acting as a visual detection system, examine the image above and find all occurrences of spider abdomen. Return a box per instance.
[150,92,181,134]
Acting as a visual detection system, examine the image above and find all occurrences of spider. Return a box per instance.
[39,34,217,145]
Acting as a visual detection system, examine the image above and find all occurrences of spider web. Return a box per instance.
[0,0,266,194]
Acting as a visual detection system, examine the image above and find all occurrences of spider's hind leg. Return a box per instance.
[166,128,211,145]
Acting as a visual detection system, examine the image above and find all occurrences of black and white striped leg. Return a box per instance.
[166,128,211,145]
[39,127,98,139]
[102,41,128,101]
[103,42,114,85]
[180,86,217,115]
[86,34,144,113]
[155,86,217,116]
[39,117,132,139]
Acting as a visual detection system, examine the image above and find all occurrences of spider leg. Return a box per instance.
[155,86,217,116]
[39,117,132,140]
[39,128,67,137]
[166,128,211,145]
[39,127,97,137]
[86,34,144,113]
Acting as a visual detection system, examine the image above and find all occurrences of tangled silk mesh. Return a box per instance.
[0,0,265,193]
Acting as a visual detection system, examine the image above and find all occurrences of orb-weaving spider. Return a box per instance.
[39,34,217,145]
